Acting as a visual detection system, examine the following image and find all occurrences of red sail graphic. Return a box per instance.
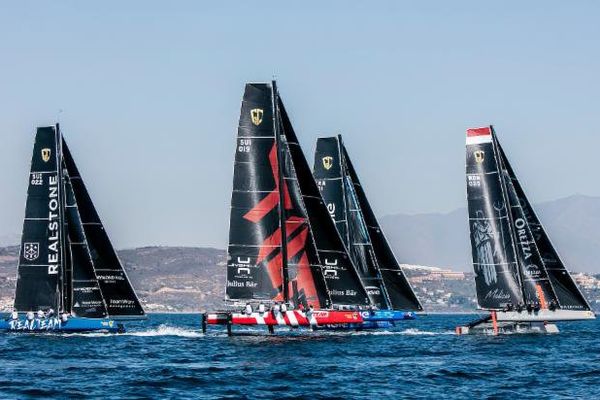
[243,143,318,306]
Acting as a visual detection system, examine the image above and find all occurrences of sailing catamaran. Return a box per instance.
[0,125,145,333]
[203,82,372,334]
[457,126,595,334]
[313,135,423,326]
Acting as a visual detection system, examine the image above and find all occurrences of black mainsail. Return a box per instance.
[466,126,591,313]
[226,82,369,309]
[314,135,422,311]
[15,127,63,312]
[14,125,144,319]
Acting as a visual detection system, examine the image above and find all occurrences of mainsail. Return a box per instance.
[15,127,64,312]
[314,135,422,311]
[14,125,144,319]
[466,126,591,312]
[226,82,369,309]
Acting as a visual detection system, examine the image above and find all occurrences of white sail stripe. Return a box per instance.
[30,171,57,175]
[18,264,50,267]
[469,215,508,221]
[235,136,275,139]
[82,222,102,225]
[24,217,50,221]
[473,262,517,266]
[466,135,492,145]
[70,242,86,245]
[467,170,499,176]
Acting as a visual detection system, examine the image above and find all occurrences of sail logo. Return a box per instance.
[323,258,339,278]
[23,242,40,261]
[473,150,485,164]
[514,218,533,260]
[47,175,60,275]
[322,156,333,170]
[326,203,336,217]
[41,148,51,163]
[250,108,263,126]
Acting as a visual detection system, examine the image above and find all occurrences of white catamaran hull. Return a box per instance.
[496,309,595,322]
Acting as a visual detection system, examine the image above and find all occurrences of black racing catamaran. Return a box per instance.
[313,135,422,325]
[0,125,145,333]
[204,82,371,334]
[457,126,595,335]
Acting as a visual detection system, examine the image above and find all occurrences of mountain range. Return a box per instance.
[381,194,600,273]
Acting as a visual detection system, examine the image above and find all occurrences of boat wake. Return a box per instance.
[125,325,204,338]
[61,325,204,338]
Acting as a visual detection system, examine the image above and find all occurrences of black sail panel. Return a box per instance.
[63,167,108,318]
[279,100,370,307]
[496,142,558,308]
[313,137,388,308]
[313,137,348,245]
[15,126,63,312]
[341,142,422,311]
[227,83,284,302]
[497,141,590,311]
[227,83,329,308]
[62,139,145,318]
[466,127,523,310]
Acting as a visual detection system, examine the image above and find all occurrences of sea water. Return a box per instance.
[0,313,598,399]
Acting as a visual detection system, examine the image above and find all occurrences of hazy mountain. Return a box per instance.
[380,194,600,273]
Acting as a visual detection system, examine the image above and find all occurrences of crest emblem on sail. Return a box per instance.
[473,150,485,163]
[23,242,39,261]
[322,156,333,170]
[41,148,51,162]
[250,108,263,126]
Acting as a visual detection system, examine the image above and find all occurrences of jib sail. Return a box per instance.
[466,127,523,309]
[226,82,330,308]
[62,139,145,318]
[313,136,389,309]
[496,139,590,311]
[279,101,370,308]
[63,164,108,318]
[14,126,64,312]
[340,141,423,311]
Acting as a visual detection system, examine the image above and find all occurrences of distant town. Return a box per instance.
[1,245,600,313]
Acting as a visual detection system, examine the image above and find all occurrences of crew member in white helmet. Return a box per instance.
[258,303,265,314]
[26,311,34,321]
[11,311,18,320]
[61,313,69,323]
[244,303,253,315]
[273,302,281,318]
[37,310,45,319]
[280,303,288,313]
[47,308,55,318]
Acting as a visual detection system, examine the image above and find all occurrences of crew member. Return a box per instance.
[26,311,34,321]
[11,311,18,321]
[37,310,45,319]
[244,303,253,315]
[258,303,265,314]
[280,303,287,313]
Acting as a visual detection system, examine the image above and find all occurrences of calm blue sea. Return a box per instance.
[0,313,598,399]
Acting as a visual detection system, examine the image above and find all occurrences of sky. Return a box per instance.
[0,1,599,249]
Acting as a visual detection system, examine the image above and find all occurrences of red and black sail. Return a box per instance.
[226,82,369,308]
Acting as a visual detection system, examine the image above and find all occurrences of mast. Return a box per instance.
[272,80,289,303]
[56,123,68,313]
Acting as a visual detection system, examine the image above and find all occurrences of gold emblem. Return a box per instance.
[322,156,333,170]
[473,150,485,164]
[41,148,51,163]
[250,108,263,126]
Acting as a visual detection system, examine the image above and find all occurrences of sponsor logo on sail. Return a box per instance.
[23,242,40,261]
[250,108,263,126]
[473,150,485,164]
[41,148,51,163]
[322,156,333,170]
[47,175,60,275]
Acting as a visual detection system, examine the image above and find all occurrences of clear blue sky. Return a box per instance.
[0,1,598,248]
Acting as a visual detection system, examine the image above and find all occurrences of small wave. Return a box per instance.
[125,325,204,338]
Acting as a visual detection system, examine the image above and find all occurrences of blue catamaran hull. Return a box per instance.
[317,310,417,330]
[0,317,122,333]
